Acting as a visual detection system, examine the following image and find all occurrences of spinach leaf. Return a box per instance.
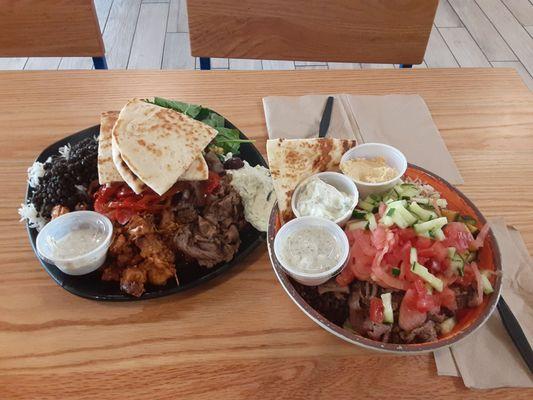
[151,97,203,118]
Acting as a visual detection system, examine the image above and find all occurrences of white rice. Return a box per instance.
[58,143,71,160]
[27,161,46,188]
[18,203,47,231]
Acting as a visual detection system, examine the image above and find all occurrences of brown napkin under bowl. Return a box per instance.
[262,94,463,185]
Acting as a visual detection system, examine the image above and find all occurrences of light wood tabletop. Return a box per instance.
[0,69,532,399]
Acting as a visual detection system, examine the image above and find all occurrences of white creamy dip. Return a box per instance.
[48,227,105,260]
[280,226,341,273]
[295,177,352,221]
[227,161,275,232]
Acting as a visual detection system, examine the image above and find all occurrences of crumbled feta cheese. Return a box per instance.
[27,161,46,188]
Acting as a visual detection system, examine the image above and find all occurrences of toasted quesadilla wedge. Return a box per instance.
[111,99,217,195]
[98,111,123,184]
[267,138,357,223]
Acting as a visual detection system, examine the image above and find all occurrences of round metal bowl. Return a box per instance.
[267,164,502,353]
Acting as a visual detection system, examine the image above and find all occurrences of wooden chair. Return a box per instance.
[0,0,106,69]
[187,0,438,70]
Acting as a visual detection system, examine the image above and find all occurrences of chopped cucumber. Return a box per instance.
[480,270,494,294]
[347,220,368,231]
[381,293,394,324]
[466,223,479,235]
[386,208,395,217]
[461,215,478,226]
[395,205,418,226]
[432,228,446,241]
[447,247,457,258]
[359,200,375,213]
[391,212,409,229]
[412,197,430,205]
[386,200,408,208]
[440,317,457,335]
[409,202,437,222]
[418,230,431,238]
[412,262,444,292]
[365,213,377,231]
[395,183,421,199]
[436,198,448,208]
[352,210,367,220]
[381,215,394,227]
[461,251,478,263]
[450,254,465,276]
[410,247,418,266]
[414,217,448,234]
[369,194,382,204]
[441,209,459,222]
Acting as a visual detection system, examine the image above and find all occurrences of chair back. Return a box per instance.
[187,0,438,65]
[0,0,104,57]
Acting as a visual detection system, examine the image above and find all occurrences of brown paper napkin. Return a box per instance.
[262,94,463,185]
[434,218,533,389]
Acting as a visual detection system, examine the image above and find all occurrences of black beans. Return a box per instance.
[30,137,98,219]
[223,157,245,170]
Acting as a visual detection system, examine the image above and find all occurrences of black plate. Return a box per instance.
[25,117,267,301]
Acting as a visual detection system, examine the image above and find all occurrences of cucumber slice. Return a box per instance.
[480,270,494,294]
[432,228,446,241]
[365,213,377,231]
[440,317,457,335]
[414,217,448,234]
[359,200,375,213]
[441,209,459,222]
[381,292,394,324]
[395,205,418,226]
[346,220,368,231]
[395,183,420,198]
[436,199,448,208]
[412,262,444,292]
[447,247,457,259]
[410,247,418,266]
[381,215,394,227]
[450,254,465,276]
[409,202,437,222]
[391,211,409,229]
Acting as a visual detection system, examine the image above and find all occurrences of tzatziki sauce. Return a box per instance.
[48,227,105,260]
[296,177,352,221]
[280,226,342,273]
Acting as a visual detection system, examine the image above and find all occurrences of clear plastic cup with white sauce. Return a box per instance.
[273,216,350,286]
[36,211,113,275]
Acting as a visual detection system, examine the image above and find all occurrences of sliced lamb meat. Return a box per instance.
[400,320,438,343]
[292,280,348,326]
[453,286,471,310]
[204,151,225,175]
[362,319,392,342]
[172,175,245,268]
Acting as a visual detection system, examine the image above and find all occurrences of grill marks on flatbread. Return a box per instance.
[112,99,217,195]
[267,138,357,223]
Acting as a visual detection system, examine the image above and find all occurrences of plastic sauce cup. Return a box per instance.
[36,211,113,275]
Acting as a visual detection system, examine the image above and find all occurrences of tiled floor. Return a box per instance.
[1,0,532,90]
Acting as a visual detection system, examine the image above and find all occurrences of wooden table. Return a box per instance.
[1,69,532,399]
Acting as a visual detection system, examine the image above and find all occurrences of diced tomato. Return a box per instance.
[416,236,433,249]
[426,259,443,274]
[114,208,134,225]
[413,279,440,313]
[437,287,457,311]
[371,226,388,250]
[205,171,221,194]
[397,227,417,242]
[418,241,448,263]
[443,222,474,252]
[399,288,427,331]
[370,298,384,324]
